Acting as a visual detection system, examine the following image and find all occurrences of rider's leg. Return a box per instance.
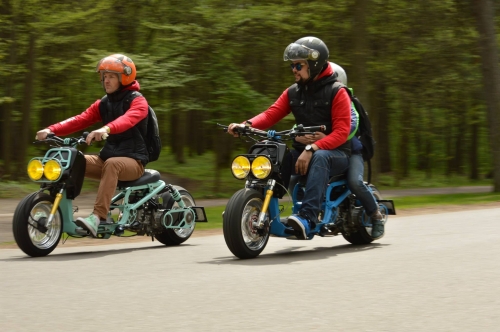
[347,153,384,237]
[347,153,378,214]
[93,157,144,219]
[288,149,349,239]
[77,156,144,236]
[300,149,349,221]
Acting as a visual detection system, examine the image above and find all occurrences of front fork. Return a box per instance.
[46,186,65,229]
[254,179,276,228]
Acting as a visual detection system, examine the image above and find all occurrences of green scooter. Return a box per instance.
[13,133,207,257]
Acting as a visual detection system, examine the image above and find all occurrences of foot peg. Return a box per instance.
[75,227,90,236]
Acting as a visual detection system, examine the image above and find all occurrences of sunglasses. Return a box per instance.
[290,63,306,71]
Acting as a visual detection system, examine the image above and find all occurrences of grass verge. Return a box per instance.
[394,192,500,209]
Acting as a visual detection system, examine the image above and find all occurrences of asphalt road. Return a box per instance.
[1,207,500,331]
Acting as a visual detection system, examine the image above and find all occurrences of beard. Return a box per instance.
[295,76,309,84]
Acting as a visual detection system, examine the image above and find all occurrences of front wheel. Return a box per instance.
[342,185,386,245]
[223,189,270,259]
[12,192,63,257]
[154,186,196,246]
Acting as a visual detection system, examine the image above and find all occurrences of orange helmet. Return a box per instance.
[96,54,136,86]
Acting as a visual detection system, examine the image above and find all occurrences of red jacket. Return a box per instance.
[48,80,148,136]
[247,64,351,150]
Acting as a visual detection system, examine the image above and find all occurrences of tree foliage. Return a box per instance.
[0,0,499,191]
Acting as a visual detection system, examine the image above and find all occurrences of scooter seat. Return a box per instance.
[327,173,346,183]
[117,169,161,188]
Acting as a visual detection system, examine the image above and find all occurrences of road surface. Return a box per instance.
[1,207,499,331]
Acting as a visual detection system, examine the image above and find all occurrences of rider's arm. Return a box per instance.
[247,89,291,130]
[48,100,102,136]
[313,88,351,150]
[105,96,148,134]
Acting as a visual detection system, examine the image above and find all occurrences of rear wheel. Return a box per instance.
[223,189,270,259]
[13,192,63,257]
[342,185,385,244]
[154,186,196,246]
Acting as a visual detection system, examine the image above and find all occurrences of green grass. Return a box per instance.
[147,149,244,198]
[393,192,500,209]
[195,206,225,230]
[376,171,493,190]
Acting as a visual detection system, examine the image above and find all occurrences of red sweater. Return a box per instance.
[248,65,351,150]
[48,80,148,136]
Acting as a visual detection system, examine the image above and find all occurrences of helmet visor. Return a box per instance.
[283,43,320,61]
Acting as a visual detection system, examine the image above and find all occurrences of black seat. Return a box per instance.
[327,173,346,183]
[117,169,161,188]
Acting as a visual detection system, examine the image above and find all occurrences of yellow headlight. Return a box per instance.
[27,160,44,181]
[231,156,251,179]
[251,156,272,179]
[43,160,62,181]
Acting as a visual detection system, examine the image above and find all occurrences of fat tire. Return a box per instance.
[13,192,63,257]
[342,185,384,245]
[223,188,269,259]
[154,186,196,246]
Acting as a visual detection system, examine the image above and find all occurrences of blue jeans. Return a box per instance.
[347,153,378,215]
[299,149,349,223]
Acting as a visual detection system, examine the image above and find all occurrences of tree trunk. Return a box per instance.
[473,0,500,191]
[351,0,370,107]
[369,79,390,182]
[0,0,15,178]
[16,30,36,173]
[399,96,411,178]
[469,116,479,180]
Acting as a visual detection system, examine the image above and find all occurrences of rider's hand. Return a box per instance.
[294,132,326,145]
[86,127,109,145]
[227,123,243,137]
[312,131,326,140]
[35,128,52,141]
[295,144,318,175]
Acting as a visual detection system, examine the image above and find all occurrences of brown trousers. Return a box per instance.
[84,155,144,220]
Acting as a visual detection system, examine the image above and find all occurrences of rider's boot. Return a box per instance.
[287,213,311,240]
[75,213,102,237]
[371,210,385,238]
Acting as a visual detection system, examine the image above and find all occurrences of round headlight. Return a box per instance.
[27,160,44,181]
[44,160,62,181]
[251,156,272,179]
[231,156,251,179]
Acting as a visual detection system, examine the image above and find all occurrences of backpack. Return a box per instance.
[333,82,376,183]
[99,91,162,163]
[123,91,162,162]
[348,90,375,162]
[333,82,376,162]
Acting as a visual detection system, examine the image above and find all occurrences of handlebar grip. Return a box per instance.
[233,124,247,133]
[308,125,326,132]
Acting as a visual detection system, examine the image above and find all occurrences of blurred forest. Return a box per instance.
[1,0,500,192]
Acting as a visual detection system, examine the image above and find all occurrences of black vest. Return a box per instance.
[98,89,149,165]
[287,76,351,154]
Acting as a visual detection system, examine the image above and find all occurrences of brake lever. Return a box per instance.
[216,123,229,132]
